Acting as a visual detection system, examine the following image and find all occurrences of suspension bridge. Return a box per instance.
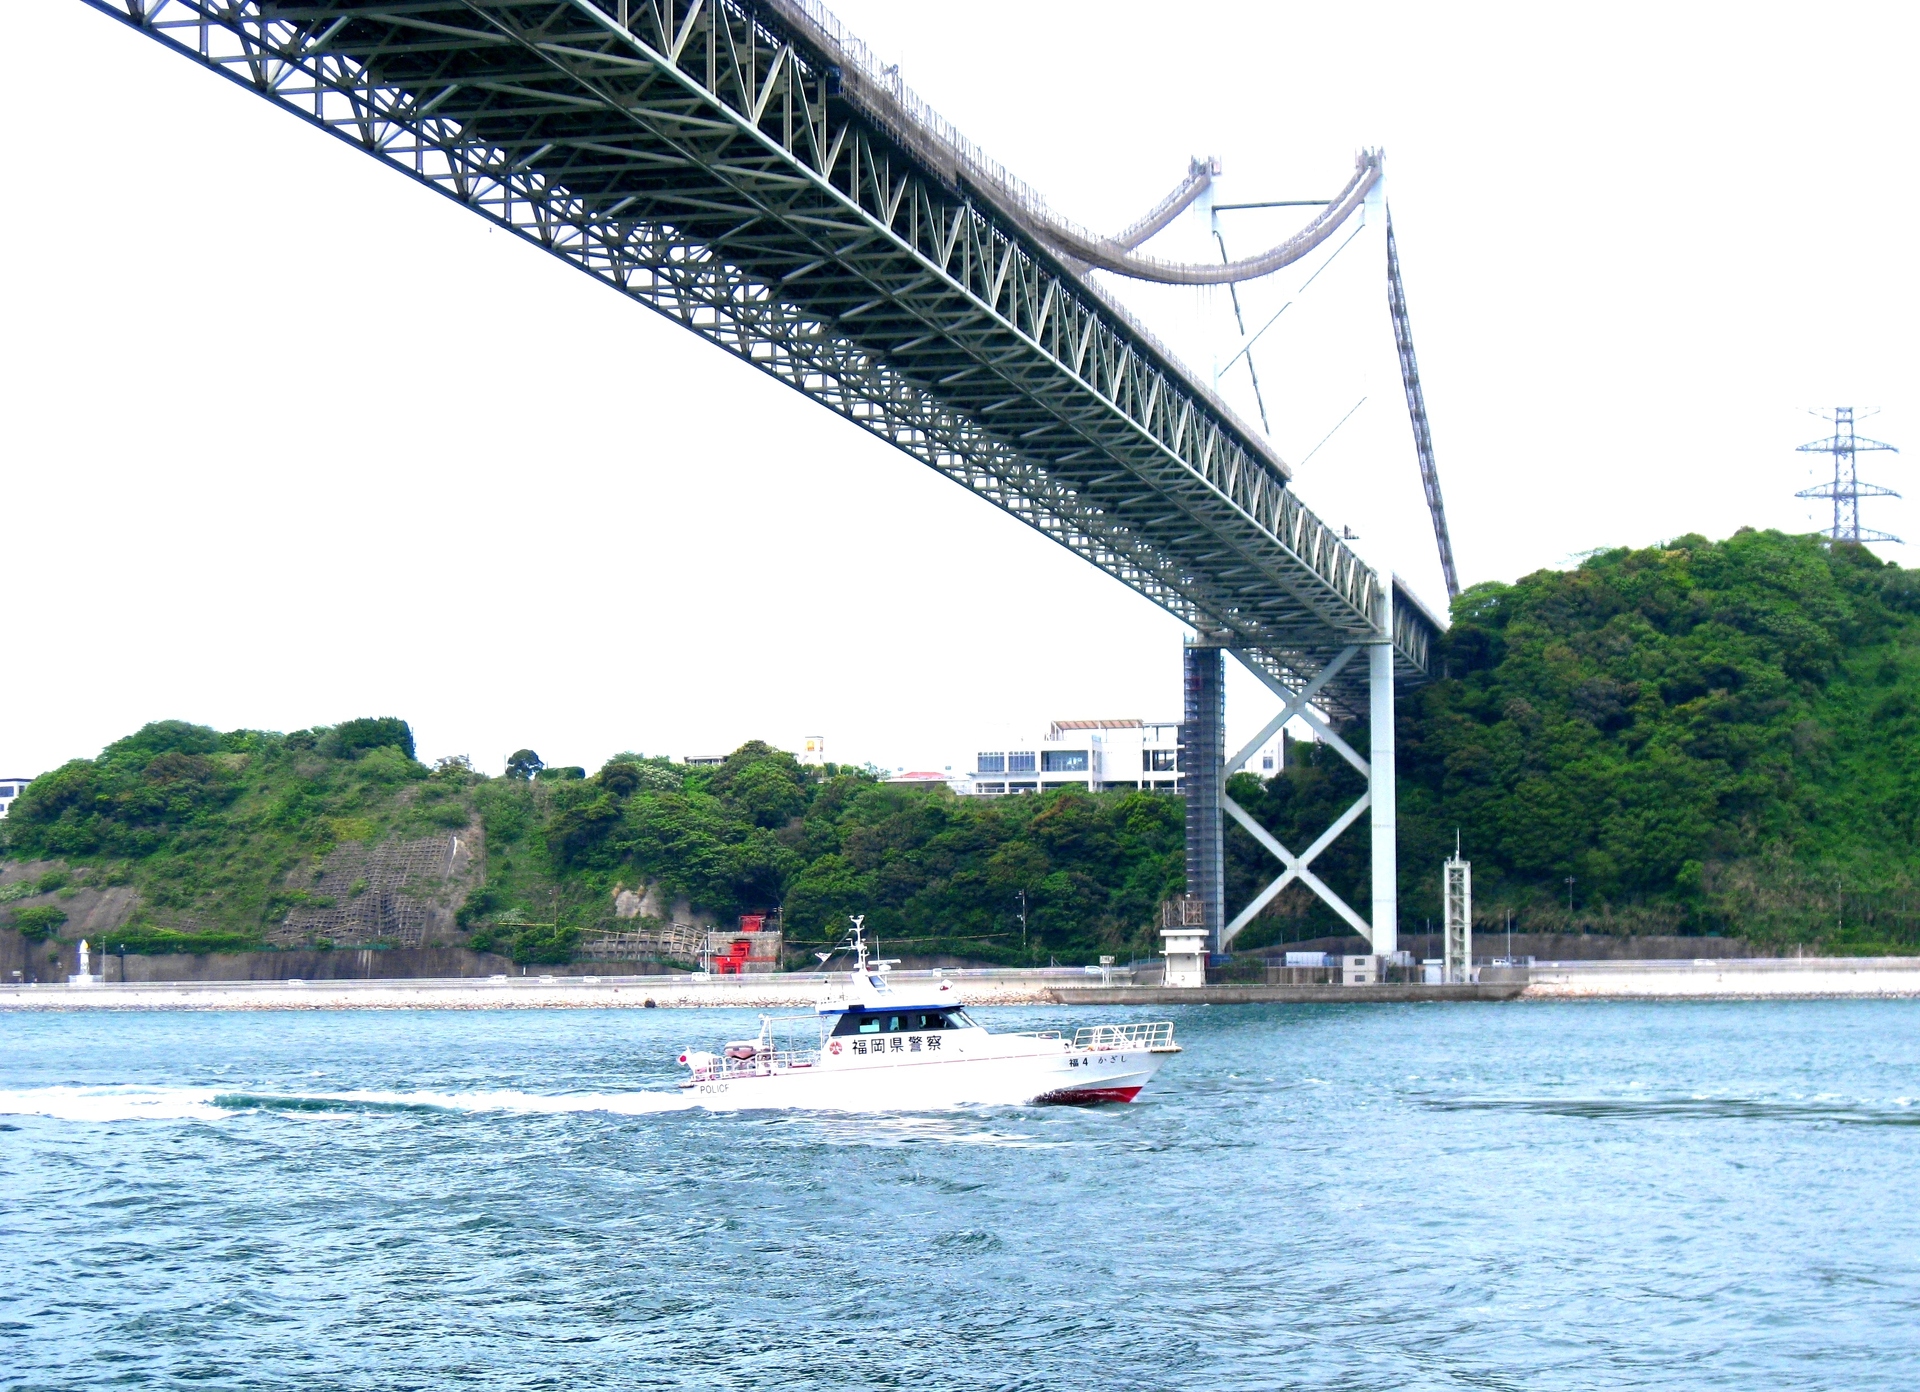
[84,0,1463,962]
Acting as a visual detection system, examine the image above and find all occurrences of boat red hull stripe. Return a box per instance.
[1036,1085,1143,1106]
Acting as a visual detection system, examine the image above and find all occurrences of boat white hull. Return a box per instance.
[679,1043,1172,1112]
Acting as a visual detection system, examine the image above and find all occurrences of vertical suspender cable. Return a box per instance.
[1215,229,1271,434]
[1385,211,1460,599]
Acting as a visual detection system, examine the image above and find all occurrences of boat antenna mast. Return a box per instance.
[811,914,876,976]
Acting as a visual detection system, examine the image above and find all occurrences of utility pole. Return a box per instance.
[1565,876,1576,917]
[1016,890,1028,950]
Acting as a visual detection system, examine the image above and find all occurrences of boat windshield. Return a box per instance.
[831,1008,973,1037]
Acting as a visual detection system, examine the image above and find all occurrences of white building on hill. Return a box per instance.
[963,719,1284,796]
[0,775,34,818]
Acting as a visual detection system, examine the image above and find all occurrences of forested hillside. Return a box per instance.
[0,725,1184,963]
[464,748,1182,962]
[1236,529,1920,953]
[0,718,472,954]
[5,529,1919,961]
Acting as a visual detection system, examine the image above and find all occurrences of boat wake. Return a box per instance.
[0,1084,700,1123]
[1424,1093,1920,1127]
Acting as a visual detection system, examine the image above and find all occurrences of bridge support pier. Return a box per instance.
[1190,627,1400,960]
[1368,599,1399,958]
[1181,638,1227,952]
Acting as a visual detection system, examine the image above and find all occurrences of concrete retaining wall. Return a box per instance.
[1055,982,1526,1005]
[0,931,1037,986]
[1523,957,1920,998]
[1250,932,1764,962]
[13,958,1920,1009]
[0,967,1092,1011]
[0,934,690,985]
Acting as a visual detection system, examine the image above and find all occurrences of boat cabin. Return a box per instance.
[828,1006,976,1036]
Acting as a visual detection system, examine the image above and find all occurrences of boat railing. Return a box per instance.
[693,1046,822,1081]
[1072,1021,1176,1052]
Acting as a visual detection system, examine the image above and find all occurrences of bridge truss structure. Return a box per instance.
[87,0,1459,958]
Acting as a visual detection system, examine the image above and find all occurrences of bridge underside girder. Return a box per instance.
[88,0,1438,713]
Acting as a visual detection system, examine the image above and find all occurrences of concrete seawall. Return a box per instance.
[1054,982,1526,1005]
[8,958,1920,1010]
[0,971,1069,1011]
[1521,957,1920,999]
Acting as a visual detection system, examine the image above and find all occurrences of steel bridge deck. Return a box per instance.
[88,0,1440,713]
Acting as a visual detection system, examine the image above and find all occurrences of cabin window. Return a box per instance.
[832,1009,969,1036]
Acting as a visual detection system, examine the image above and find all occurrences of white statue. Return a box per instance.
[78,940,91,978]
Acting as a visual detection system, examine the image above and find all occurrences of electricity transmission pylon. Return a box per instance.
[1797,407,1900,544]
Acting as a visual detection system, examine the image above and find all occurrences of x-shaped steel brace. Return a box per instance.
[1220,647,1376,946]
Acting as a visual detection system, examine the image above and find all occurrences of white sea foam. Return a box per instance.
[811,1112,1064,1148]
[287,1088,702,1116]
[0,1084,1101,1127]
[0,1084,699,1122]
[0,1085,229,1122]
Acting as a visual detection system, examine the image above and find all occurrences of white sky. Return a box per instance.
[3,1,1915,780]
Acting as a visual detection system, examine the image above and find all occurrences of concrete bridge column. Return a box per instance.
[1181,637,1227,953]
[1368,592,1399,958]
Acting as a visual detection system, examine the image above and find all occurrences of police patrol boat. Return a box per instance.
[676,918,1179,1110]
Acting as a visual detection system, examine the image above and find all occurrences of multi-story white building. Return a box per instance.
[964,719,1283,796]
[0,775,34,818]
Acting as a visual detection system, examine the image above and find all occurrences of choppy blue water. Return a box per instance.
[3,1000,1918,1390]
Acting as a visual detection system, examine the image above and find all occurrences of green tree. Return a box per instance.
[13,906,68,942]
[330,718,416,760]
